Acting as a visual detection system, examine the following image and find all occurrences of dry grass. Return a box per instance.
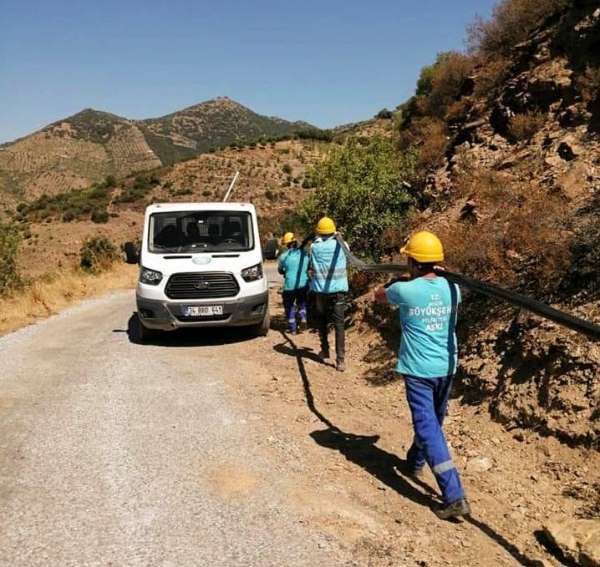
[397,116,448,173]
[436,169,571,294]
[0,263,137,336]
[467,0,569,57]
[508,112,545,141]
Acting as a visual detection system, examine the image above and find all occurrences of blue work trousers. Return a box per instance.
[404,374,465,505]
[282,288,308,333]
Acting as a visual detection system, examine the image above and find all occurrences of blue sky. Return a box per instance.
[0,0,497,143]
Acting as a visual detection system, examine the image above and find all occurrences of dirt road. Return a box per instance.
[0,289,350,566]
[0,272,597,566]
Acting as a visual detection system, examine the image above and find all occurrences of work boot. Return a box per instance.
[299,319,308,333]
[434,498,471,520]
[400,462,425,480]
[318,349,330,362]
[336,360,346,372]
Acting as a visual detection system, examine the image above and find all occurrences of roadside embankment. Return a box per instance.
[0,263,137,336]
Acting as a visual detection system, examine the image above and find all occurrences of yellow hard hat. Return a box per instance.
[282,232,296,245]
[316,216,336,235]
[401,231,444,263]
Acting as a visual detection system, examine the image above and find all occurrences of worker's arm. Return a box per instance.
[374,277,409,304]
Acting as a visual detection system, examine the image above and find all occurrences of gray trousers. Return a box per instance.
[313,292,346,362]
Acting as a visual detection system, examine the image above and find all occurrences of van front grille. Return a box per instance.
[165,272,240,299]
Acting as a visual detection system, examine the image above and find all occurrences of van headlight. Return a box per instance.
[241,263,263,282]
[139,267,163,285]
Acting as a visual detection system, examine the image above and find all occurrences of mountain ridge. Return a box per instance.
[0,97,315,203]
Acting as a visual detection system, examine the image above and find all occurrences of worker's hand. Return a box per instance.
[374,286,388,304]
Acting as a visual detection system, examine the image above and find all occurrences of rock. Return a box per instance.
[544,153,565,168]
[557,162,591,199]
[466,456,493,473]
[459,200,479,223]
[543,518,600,567]
[559,104,592,127]
[557,134,584,161]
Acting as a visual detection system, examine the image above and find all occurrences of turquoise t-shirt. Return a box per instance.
[386,277,461,378]
[278,248,309,291]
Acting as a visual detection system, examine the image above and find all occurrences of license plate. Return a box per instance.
[183,305,223,317]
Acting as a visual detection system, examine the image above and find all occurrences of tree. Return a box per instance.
[299,136,416,260]
[0,222,21,294]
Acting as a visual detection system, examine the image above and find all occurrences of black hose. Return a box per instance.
[437,269,600,340]
[320,233,600,341]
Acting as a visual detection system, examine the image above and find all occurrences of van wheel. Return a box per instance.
[124,241,139,264]
[135,314,155,344]
[252,310,270,337]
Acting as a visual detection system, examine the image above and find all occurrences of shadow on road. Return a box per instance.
[112,313,257,347]
[277,329,544,567]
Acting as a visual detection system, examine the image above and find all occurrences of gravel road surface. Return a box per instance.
[0,288,352,566]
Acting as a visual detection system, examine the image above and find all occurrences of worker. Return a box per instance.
[310,217,348,372]
[278,232,309,334]
[374,231,470,520]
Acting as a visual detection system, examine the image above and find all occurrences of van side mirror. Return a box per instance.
[123,241,140,265]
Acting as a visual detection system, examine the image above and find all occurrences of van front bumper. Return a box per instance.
[136,291,269,331]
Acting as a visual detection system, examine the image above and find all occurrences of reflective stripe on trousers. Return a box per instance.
[282,288,307,333]
[404,374,465,505]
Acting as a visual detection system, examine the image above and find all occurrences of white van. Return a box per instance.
[131,202,269,341]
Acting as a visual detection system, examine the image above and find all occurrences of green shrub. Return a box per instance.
[80,237,118,273]
[0,222,21,294]
[282,163,293,175]
[265,189,276,201]
[299,136,415,259]
[294,128,333,142]
[91,210,109,224]
[376,108,394,119]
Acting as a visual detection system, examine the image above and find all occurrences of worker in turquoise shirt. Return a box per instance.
[278,232,309,334]
[374,231,469,520]
[309,216,348,372]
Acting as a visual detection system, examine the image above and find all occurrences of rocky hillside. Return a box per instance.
[0,98,311,205]
[394,0,600,447]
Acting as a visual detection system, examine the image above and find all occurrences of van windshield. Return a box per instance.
[148,211,254,253]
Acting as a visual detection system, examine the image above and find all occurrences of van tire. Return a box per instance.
[135,314,155,344]
[252,310,270,337]
[124,241,139,264]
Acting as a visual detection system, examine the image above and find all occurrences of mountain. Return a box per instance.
[0,98,312,203]
[139,97,312,165]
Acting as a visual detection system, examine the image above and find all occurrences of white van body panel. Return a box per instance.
[135,202,268,331]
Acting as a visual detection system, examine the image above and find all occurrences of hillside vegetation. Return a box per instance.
[4,137,328,280]
[0,97,316,205]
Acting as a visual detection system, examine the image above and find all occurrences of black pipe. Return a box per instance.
[324,233,600,340]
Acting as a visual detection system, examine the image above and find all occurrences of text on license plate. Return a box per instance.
[184,305,224,317]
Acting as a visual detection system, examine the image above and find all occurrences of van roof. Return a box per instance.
[145,202,256,214]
